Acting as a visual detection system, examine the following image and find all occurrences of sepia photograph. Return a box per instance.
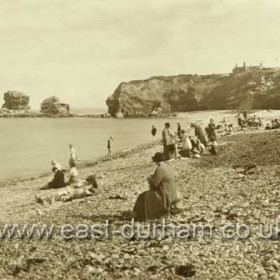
[1,0,280,279]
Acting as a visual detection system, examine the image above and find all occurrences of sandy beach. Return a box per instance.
[1,111,280,279]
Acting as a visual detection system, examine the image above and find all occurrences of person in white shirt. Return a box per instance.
[67,160,79,185]
[69,143,79,164]
[179,130,192,158]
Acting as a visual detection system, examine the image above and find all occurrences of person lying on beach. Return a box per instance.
[36,185,96,204]
[132,152,183,221]
[40,167,66,190]
[36,175,98,204]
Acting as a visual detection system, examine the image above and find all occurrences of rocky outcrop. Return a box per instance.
[40,96,70,116]
[2,91,30,111]
[106,67,280,117]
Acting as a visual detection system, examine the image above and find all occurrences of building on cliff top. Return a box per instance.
[232,62,263,74]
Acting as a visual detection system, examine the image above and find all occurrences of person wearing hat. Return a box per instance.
[162,122,177,160]
[40,166,66,190]
[132,152,182,221]
[51,159,62,171]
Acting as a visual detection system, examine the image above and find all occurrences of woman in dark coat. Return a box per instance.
[206,119,218,142]
[190,123,207,146]
[40,167,66,190]
[206,119,218,155]
[132,152,181,221]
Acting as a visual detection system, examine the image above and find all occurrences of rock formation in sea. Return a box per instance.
[40,96,70,116]
[1,91,30,111]
[106,66,280,117]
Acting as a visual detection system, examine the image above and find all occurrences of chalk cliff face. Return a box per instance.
[106,68,280,117]
[40,96,70,116]
[2,91,30,111]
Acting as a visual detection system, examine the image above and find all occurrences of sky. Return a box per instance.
[1,0,280,109]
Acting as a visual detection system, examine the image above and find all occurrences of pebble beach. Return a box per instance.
[2,114,280,279]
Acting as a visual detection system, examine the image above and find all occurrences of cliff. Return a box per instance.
[106,67,280,117]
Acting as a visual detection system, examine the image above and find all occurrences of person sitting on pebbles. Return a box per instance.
[132,152,183,221]
[67,160,80,186]
[35,175,98,205]
[40,166,66,190]
[51,159,62,171]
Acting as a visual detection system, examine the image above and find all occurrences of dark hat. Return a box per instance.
[152,152,165,162]
[52,167,57,172]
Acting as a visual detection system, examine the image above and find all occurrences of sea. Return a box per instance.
[0,110,235,182]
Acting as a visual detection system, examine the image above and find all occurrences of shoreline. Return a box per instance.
[0,108,265,119]
[0,126,267,188]
[0,108,278,187]
[2,127,280,278]
[0,140,161,188]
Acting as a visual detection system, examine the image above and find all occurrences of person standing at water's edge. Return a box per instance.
[107,135,114,159]
[151,125,157,139]
[69,143,79,164]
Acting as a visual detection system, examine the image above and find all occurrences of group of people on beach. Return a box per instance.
[237,112,263,129]
[36,144,98,204]
[130,119,221,222]
[36,119,221,222]
[265,118,280,130]
[159,118,219,160]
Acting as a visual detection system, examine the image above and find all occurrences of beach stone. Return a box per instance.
[40,96,70,116]
[2,91,30,111]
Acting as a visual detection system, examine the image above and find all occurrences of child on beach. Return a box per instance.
[107,135,114,159]
[69,143,79,164]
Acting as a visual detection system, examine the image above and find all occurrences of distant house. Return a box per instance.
[232,62,263,74]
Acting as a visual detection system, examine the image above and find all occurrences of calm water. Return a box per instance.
[0,111,232,181]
